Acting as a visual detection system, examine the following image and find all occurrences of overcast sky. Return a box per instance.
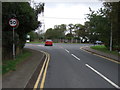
[33,0,103,32]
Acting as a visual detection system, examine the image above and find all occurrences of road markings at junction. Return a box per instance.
[92,53,120,64]
[85,64,120,89]
[80,47,120,64]
[71,54,80,61]
[80,47,91,54]
[33,51,50,90]
[65,49,70,53]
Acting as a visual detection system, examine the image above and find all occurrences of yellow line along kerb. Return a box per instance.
[40,52,50,89]
[93,53,120,64]
[33,51,50,90]
[80,47,120,64]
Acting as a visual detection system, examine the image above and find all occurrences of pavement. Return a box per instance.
[81,46,120,62]
[2,48,45,89]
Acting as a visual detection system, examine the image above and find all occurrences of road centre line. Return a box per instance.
[33,51,48,90]
[65,49,70,53]
[71,54,80,61]
[85,64,120,89]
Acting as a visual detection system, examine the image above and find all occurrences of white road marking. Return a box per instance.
[37,45,44,47]
[85,64,120,89]
[65,49,70,53]
[25,44,34,46]
[71,54,80,61]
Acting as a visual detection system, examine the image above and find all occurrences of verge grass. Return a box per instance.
[2,49,32,75]
[91,45,120,56]
[27,41,44,44]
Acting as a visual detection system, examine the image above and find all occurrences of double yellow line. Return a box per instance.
[33,51,50,90]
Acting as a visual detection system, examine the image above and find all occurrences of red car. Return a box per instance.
[45,40,53,46]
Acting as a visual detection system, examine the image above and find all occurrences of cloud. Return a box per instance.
[38,2,103,31]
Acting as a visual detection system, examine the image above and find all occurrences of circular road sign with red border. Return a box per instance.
[9,18,19,27]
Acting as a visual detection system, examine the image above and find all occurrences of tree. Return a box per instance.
[85,2,120,51]
[103,2,120,51]
[28,31,38,41]
[68,23,74,34]
[74,24,88,42]
[2,2,44,60]
[45,24,67,41]
[86,7,110,44]
[54,24,66,39]
[45,28,55,39]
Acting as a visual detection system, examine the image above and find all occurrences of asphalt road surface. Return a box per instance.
[25,43,119,88]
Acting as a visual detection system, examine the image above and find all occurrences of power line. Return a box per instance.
[39,16,84,20]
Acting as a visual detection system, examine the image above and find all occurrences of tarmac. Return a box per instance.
[2,46,120,89]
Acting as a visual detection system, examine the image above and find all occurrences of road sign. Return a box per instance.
[9,18,19,60]
[9,18,18,27]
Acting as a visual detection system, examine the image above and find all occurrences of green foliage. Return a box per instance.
[65,33,73,40]
[91,45,119,56]
[74,24,87,39]
[2,2,44,60]
[28,31,38,41]
[68,23,74,34]
[86,7,110,43]
[45,23,88,42]
[3,2,39,31]
[2,31,19,60]
[86,2,120,51]
[45,24,66,39]
[104,2,120,50]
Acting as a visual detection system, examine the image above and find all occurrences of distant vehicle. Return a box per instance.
[64,40,68,43]
[94,41,103,45]
[26,35,30,43]
[45,39,53,46]
[26,40,30,43]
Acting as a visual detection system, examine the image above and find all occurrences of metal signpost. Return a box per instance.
[9,18,19,60]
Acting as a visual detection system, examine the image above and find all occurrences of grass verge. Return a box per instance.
[27,41,44,44]
[90,45,120,56]
[2,49,32,75]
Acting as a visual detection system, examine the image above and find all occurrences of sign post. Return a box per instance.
[9,18,19,60]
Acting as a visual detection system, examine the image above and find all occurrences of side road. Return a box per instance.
[2,48,45,88]
[81,46,120,62]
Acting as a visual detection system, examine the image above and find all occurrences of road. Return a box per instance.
[25,43,119,88]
